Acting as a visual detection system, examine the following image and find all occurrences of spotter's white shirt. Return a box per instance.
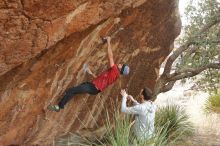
[121,95,157,139]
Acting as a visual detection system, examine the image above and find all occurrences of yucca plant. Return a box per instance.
[132,124,169,146]
[54,104,194,146]
[105,109,133,146]
[155,104,194,144]
[105,107,170,146]
[204,92,220,113]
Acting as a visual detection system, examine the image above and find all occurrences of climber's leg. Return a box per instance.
[47,82,100,112]
[58,82,100,109]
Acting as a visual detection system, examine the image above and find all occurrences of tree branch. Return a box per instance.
[153,17,220,98]
[195,18,220,36]
[162,19,220,77]
[193,40,220,44]
[169,63,220,81]
[160,80,176,93]
[163,44,189,77]
[185,46,197,56]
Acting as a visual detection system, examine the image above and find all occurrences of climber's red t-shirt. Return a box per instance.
[92,64,119,91]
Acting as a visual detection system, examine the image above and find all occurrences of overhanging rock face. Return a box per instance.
[0,0,181,145]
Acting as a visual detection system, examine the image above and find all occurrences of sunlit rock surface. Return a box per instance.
[0,0,181,145]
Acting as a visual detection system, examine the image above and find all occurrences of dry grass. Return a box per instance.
[204,92,220,113]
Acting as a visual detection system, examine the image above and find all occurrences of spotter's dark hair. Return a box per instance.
[142,87,152,101]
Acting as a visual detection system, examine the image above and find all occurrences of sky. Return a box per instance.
[179,0,191,26]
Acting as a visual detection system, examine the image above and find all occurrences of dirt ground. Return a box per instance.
[155,82,220,146]
[184,132,220,146]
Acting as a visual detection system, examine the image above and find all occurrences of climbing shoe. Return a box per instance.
[47,105,60,112]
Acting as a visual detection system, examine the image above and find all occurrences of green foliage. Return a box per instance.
[155,105,194,144]
[70,105,194,146]
[196,70,220,93]
[205,92,220,113]
[103,107,171,146]
[105,109,132,146]
[177,0,220,92]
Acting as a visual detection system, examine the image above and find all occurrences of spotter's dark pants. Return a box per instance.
[58,82,100,109]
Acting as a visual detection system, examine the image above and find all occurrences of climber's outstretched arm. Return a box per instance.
[106,37,114,67]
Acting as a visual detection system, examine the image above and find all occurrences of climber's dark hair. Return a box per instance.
[142,87,152,101]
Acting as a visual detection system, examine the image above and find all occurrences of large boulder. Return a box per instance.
[0,0,181,145]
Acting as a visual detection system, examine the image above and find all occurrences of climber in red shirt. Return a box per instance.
[48,36,130,112]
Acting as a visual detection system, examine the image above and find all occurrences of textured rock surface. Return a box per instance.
[0,0,181,145]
